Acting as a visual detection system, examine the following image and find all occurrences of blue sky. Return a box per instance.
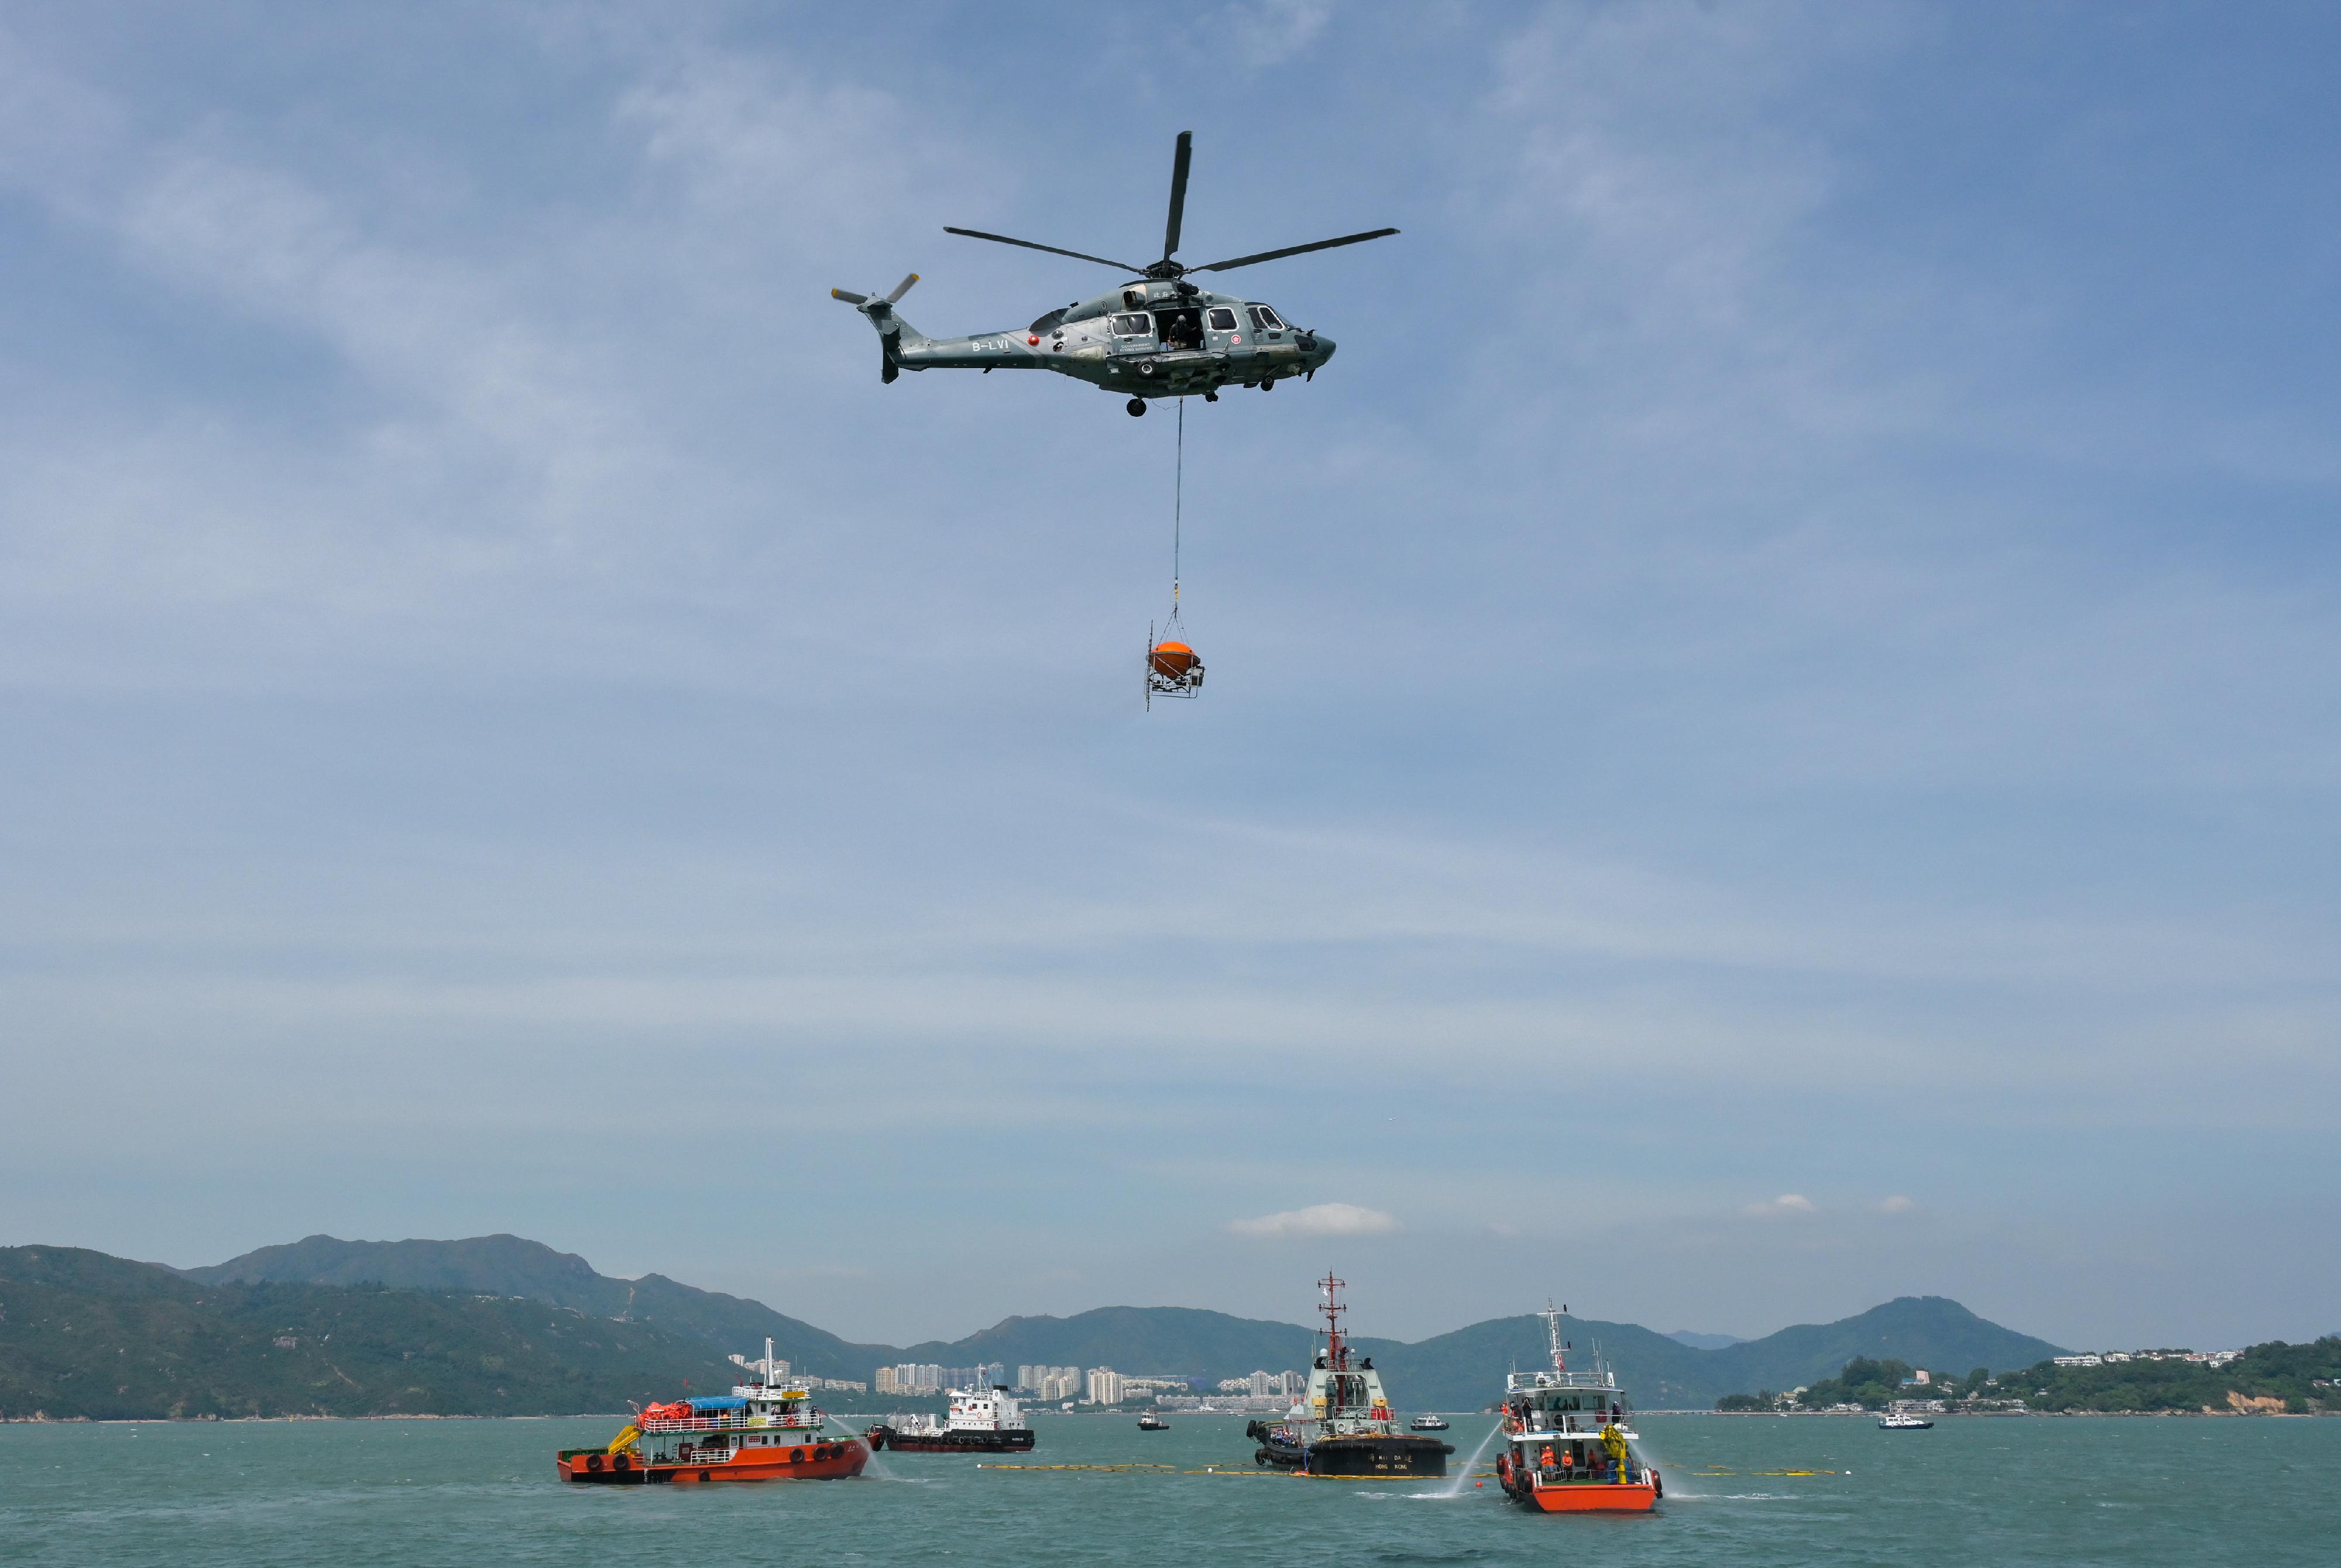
[3,1,2336,1352]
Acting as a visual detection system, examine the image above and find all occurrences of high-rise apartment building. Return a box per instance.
[1086,1367,1124,1405]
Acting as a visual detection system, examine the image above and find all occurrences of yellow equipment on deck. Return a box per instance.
[606,1424,641,1455]
[1598,1425,1629,1467]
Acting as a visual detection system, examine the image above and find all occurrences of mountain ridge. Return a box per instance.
[181,1233,2066,1409]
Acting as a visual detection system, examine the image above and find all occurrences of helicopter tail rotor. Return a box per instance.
[832,282,926,384]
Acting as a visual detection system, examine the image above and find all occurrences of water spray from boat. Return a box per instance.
[1438,1421,1507,1498]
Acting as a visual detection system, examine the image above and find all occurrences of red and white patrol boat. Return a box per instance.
[1492,1303,1661,1514]
[557,1340,869,1485]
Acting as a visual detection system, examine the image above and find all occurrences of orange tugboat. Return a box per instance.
[557,1340,869,1485]
[1492,1304,1661,1514]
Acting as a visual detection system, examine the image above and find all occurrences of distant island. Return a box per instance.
[1715,1344,2341,1416]
[5,1233,2068,1421]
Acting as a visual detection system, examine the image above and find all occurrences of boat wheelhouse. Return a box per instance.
[1492,1303,1661,1514]
[1246,1273,1453,1479]
[556,1339,868,1485]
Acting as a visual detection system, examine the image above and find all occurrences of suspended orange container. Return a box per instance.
[1146,624,1204,706]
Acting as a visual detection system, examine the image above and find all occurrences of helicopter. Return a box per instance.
[832,131,1396,416]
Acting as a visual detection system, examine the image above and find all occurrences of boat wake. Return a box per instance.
[1664,1491,1800,1501]
[1356,1488,1489,1502]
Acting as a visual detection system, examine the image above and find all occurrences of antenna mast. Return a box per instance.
[1319,1272,1349,1371]
[1539,1299,1568,1374]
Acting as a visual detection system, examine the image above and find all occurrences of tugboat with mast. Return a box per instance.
[1245,1273,1454,1479]
[865,1383,1035,1453]
[1492,1303,1661,1513]
[556,1339,869,1484]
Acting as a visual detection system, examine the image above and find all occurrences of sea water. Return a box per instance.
[3,1412,2333,1566]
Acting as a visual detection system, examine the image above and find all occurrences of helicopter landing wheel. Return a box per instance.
[1203,390,1218,403]
[1126,398,1147,417]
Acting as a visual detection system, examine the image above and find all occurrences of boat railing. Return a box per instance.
[637,1412,823,1435]
[1506,1371,1617,1392]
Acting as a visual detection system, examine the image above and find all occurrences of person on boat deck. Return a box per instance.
[1540,1445,1557,1472]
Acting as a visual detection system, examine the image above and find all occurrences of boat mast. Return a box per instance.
[1319,1272,1348,1373]
[1539,1300,1568,1374]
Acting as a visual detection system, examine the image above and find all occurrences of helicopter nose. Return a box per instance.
[1313,335,1336,364]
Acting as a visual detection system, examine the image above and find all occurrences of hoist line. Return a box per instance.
[1172,396,1184,616]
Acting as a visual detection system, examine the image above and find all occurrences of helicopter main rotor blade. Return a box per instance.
[943,227,1148,275]
[830,287,870,304]
[1193,228,1400,273]
[1162,130,1192,262]
[884,272,920,304]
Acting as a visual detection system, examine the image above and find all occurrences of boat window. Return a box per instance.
[1112,313,1154,336]
[1248,304,1285,330]
[1207,307,1237,331]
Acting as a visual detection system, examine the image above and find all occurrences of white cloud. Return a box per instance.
[1745,1193,1817,1217]
[1229,1202,1399,1239]
[1223,0,1336,67]
[1879,1195,1916,1215]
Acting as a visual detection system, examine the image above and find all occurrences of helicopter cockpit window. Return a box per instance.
[1027,307,1069,335]
[1247,304,1286,331]
[1206,307,1238,331]
[1111,313,1154,337]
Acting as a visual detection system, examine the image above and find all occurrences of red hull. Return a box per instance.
[558,1438,869,1484]
[1496,1451,1659,1512]
[1514,1480,1659,1512]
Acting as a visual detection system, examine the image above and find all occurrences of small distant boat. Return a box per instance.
[1409,1413,1450,1432]
[1878,1411,1934,1430]
[1137,1414,1169,1431]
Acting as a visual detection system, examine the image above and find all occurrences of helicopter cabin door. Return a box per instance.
[1108,308,1158,362]
[1203,303,1246,360]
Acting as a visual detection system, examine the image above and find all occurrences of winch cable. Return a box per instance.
[1170,396,1185,627]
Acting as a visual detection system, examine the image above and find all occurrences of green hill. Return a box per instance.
[8,1234,2077,1418]
[182,1238,2064,1406]
[1,1246,743,1420]
[1701,1296,2063,1399]
[186,1234,891,1382]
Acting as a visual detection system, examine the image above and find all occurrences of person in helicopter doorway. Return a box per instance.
[1159,308,1202,350]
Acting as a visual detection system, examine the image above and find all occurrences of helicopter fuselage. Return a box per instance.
[895,277,1333,399]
